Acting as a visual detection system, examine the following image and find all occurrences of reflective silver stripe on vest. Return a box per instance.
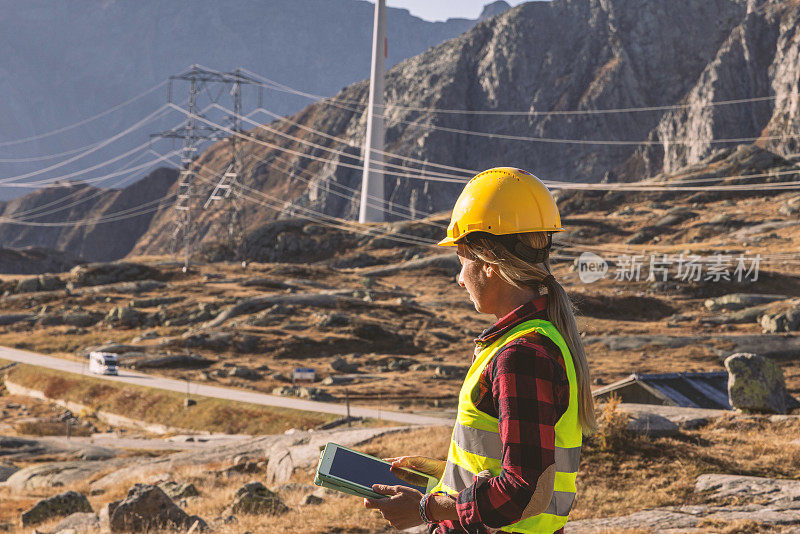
[454,422,581,474]
[555,446,581,473]
[544,490,577,516]
[452,423,503,459]
[441,460,474,492]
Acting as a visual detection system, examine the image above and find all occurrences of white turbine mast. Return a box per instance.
[359,0,387,223]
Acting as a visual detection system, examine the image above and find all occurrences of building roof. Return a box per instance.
[593,371,732,410]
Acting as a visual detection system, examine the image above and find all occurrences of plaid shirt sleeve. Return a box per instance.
[453,337,570,531]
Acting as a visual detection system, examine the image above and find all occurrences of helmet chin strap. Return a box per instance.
[496,232,552,264]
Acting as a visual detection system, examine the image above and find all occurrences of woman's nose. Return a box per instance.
[457,268,466,288]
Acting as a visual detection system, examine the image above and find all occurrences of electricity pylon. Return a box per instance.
[153,65,261,270]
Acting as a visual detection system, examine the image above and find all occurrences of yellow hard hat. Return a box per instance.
[438,167,564,247]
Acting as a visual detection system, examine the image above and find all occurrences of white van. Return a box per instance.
[89,352,118,375]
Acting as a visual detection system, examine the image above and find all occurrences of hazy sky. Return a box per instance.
[387,0,530,22]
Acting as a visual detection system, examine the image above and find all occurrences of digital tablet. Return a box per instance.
[314,442,439,499]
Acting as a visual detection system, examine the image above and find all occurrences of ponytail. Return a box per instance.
[541,274,597,435]
[462,232,597,435]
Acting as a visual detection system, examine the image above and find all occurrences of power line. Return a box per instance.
[234,106,800,190]
[236,148,446,227]
[176,106,800,193]
[323,97,800,147]
[232,105,474,180]
[0,142,103,164]
[169,103,468,183]
[0,191,176,227]
[4,149,180,221]
[0,105,173,185]
[190,165,437,248]
[0,151,181,189]
[237,67,792,118]
[0,81,167,148]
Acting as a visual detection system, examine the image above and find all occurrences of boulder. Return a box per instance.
[566,509,700,532]
[0,313,34,325]
[434,364,463,378]
[3,461,115,490]
[626,412,680,437]
[227,481,289,515]
[314,312,351,328]
[0,463,19,482]
[330,357,359,373]
[297,387,336,401]
[204,290,354,328]
[68,262,162,287]
[180,330,233,350]
[20,491,92,526]
[81,279,165,294]
[301,494,324,505]
[265,449,294,484]
[158,481,199,500]
[227,366,261,380]
[724,353,791,414]
[15,277,41,293]
[98,500,120,527]
[704,293,788,312]
[50,512,101,532]
[273,482,317,494]
[760,307,800,333]
[105,306,144,327]
[38,275,65,291]
[617,403,727,429]
[63,311,102,327]
[109,484,203,532]
[699,303,774,325]
[695,474,800,506]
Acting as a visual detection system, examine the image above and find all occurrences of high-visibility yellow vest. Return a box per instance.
[430,319,582,533]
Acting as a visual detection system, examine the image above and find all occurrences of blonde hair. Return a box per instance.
[462,232,597,435]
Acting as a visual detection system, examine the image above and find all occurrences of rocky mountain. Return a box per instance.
[125,0,800,257]
[3,0,798,261]
[0,0,508,199]
[0,168,177,262]
[0,247,84,275]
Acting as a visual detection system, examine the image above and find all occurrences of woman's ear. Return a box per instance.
[482,263,495,278]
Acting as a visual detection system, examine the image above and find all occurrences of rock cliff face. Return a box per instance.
[133,0,800,257]
[623,1,800,177]
[0,167,177,261]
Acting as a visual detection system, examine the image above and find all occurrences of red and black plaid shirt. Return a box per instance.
[432,294,570,534]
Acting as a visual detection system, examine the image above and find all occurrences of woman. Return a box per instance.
[365,167,596,534]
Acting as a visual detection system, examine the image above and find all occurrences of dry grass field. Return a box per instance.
[1,189,800,532]
[3,362,339,435]
[2,411,799,533]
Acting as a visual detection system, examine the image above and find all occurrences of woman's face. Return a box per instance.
[456,244,495,314]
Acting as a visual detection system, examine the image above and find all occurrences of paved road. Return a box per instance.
[0,346,453,426]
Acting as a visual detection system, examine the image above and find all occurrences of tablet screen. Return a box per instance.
[328,447,429,493]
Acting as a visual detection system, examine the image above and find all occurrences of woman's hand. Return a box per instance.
[363,485,424,530]
[385,455,446,484]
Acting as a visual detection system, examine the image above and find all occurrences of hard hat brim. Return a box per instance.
[437,227,565,247]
